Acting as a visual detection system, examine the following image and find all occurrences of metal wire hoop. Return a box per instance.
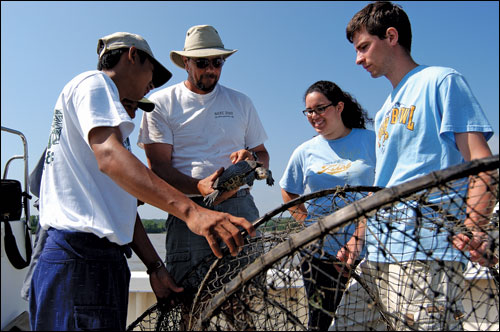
[127,185,382,331]
[193,155,499,331]
[188,185,382,329]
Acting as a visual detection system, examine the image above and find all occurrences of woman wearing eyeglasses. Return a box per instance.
[279,80,375,331]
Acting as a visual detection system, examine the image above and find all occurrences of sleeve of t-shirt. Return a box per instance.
[137,93,173,149]
[438,72,493,147]
[244,98,268,149]
[279,147,305,195]
[74,74,134,147]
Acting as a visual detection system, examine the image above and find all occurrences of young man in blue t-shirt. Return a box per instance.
[330,2,496,330]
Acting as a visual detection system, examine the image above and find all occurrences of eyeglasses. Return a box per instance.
[190,57,225,69]
[302,103,334,117]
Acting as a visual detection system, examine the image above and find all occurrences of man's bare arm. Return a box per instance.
[89,126,255,258]
[130,214,183,300]
[453,132,497,267]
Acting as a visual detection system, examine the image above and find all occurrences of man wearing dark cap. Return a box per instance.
[29,31,255,331]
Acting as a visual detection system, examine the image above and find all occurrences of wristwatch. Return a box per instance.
[146,260,165,275]
[250,150,258,162]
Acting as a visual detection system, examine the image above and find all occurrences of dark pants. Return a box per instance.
[301,256,355,331]
[29,228,131,331]
[165,190,259,295]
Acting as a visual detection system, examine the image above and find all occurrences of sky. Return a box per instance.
[2,1,499,220]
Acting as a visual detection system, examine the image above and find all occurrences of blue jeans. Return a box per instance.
[29,228,131,331]
[165,190,259,294]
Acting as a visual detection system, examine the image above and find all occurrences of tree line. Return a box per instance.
[28,215,166,234]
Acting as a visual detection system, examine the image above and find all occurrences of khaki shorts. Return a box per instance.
[329,259,465,331]
[165,191,259,292]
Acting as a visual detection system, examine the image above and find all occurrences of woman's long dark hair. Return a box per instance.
[304,80,372,129]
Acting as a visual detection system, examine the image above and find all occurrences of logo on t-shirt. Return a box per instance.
[377,102,416,149]
[317,161,352,175]
[45,109,63,165]
[214,111,234,119]
[123,137,131,151]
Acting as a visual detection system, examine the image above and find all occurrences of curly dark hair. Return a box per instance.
[304,80,372,129]
[346,1,412,53]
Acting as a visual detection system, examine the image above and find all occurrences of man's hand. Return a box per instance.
[149,267,184,303]
[197,167,238,205]
[452,231,498,267]
[129,215,183,305]
[230,149,254,164]
[185,207,256,258]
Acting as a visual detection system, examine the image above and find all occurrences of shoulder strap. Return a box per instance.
[3,219,32,269]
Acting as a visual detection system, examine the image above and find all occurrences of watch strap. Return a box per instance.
[146,260,165,275]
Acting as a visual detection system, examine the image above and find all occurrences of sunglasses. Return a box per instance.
[190,57,225,69]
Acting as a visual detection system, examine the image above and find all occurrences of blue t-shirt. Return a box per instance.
[367,65,493,263]
[280,128,376,257]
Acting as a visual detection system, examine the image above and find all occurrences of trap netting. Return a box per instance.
[128,155,499,331]
[126,185,379,331]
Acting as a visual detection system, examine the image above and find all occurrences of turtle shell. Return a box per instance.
[213,160,260,191]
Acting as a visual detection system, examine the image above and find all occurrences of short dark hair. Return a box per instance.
[346,1,412,53]
[97,48,150,70]
[304,80,372,129]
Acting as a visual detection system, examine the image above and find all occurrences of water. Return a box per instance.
[127,233,166,271]
[127,232,302,271]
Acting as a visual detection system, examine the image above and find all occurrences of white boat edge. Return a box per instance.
[2,223,498,331]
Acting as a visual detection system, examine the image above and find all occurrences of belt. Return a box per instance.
[190,188,251,204]
[228,188,250,199]
[189,188,250,205]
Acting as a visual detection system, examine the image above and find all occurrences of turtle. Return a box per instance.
[203,160,274,206]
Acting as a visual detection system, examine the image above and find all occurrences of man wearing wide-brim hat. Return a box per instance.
[138,24,270,303]
[169,25,237,70]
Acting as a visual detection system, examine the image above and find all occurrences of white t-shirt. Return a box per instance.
[40,70,137,245]
[138,82,268,180]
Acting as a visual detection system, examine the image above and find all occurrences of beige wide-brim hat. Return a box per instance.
[170,25,237,69]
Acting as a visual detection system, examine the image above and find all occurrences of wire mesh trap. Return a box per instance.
[127,185,379,331]
[128,155,499,331]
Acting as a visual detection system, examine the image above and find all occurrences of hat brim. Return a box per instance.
[137,97,155,112]
[150,57,172,88]
[170,48,237,69]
